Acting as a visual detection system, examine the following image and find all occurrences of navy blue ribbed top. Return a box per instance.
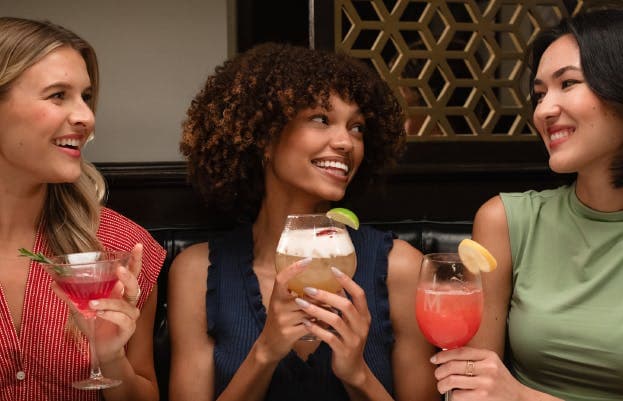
[206,223,395,400]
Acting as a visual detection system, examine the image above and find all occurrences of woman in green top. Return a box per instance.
[429,7,623,401]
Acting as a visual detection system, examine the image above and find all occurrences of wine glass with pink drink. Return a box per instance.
[46,251,130,390]
[415,253,483,401]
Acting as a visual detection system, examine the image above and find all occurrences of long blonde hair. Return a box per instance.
[0,17,105,254]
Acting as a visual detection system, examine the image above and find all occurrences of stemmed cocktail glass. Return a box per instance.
[275,214,356,341]
[46,251,130,390]
[415,253,483,401]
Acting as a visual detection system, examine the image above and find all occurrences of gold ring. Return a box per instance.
[124,287,141,304]
[465,360,475,376]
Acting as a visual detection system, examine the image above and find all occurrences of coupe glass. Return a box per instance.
[46,251,130,390]
[415,253,483,401]
[275,214,356,341]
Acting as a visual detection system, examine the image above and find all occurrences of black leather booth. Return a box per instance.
[149,220,472,401]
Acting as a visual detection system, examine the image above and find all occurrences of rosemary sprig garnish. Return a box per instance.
[18,248,69,276]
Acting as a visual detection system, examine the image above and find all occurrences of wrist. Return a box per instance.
[250,338,281,367]
[99,348,126,366]
[341,363,371,390]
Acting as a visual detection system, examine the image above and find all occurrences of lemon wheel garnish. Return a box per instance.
[326,208,360,230]
[458,238,497,274]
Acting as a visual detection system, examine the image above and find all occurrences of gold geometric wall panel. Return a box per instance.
[335,0,586,141]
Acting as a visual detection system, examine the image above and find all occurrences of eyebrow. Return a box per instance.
[533,65,581,86]
[42,82,92,93]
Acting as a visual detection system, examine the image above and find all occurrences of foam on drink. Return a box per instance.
[275,228,356,294]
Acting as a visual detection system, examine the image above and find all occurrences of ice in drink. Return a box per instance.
[275,228,356,295]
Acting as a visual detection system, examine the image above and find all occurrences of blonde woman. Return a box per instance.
[0,17,165,400]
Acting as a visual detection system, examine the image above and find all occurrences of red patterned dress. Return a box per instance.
[0,208,166,401]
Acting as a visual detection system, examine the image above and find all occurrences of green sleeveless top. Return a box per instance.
[501,185,623,401]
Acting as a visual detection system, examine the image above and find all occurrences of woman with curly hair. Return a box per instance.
[168,43,438,401]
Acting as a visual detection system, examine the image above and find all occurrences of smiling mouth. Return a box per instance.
[54,138,81,150]
[549,129,573,142]
[312,159,350,176]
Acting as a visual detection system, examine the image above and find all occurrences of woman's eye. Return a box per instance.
[310,115,329,124]
[82,92,92,103]
[561,79,580,89]
[48,91,65,101]
[351,124,365,134]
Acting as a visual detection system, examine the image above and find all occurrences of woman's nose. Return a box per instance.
[533,93,561,123]
[69,98,95,131]
[330,126,354,152]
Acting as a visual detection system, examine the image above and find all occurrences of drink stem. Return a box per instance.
[86,316,104,382]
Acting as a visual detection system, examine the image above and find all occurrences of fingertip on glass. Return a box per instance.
[295,297,310,308]
[297,257,313,267]
[303,287,318,296]
[330,266,344,277]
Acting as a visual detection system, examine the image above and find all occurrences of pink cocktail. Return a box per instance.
[45,251,130,390]
[415,253,483,401]
[415,286,483,349]
[55,276,118,318]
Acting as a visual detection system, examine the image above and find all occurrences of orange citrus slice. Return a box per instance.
[458,238,497,274]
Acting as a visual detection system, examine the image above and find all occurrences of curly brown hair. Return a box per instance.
[181,42,405,221]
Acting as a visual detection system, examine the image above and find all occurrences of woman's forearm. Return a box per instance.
[101,353,159,401]
[342,364,394,401]
[215,340,280,401]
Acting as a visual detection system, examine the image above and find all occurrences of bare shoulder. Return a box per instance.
[472,195,511,274]
[169,243,211,279]
[474,195,508,233]
[386,239,422,304]
[387,239,423,283]
[168,242,211,306]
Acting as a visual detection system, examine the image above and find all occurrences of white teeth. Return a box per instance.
[313,160,349,175]
[550,130,572,141]
[54,138,80,148]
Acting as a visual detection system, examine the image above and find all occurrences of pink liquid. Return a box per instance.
[57,276,118,317]
[415,287,483,349]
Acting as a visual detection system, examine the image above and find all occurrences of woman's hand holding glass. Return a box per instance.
[254,257,315,363]
[275,214,357,341]
[51,244,144,365]
[431,347,529,401]
[294,267,372,385]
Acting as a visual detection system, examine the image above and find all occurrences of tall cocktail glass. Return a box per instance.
[275,214,356,341]
[415,253,483,401]
[46,251,130,390]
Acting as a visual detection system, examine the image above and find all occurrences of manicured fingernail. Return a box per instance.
[302,318,312,327]
[295,297,310,308]
[303,287,318,296]
[330,266,344,277]
[298,257,313,267]
[89,300,99,307]
[430,355,437,363]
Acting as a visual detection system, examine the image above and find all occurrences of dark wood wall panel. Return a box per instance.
[98,162,571,229]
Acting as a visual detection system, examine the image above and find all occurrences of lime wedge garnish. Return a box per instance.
[326,208,359,230]
[458,238,497,274]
